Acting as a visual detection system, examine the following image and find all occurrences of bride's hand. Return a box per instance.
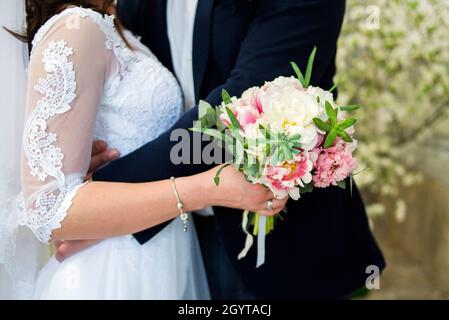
[202,165,288,216]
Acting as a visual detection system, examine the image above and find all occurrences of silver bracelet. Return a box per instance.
[170,177,189,232]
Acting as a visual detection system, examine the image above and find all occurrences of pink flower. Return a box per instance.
[312,140,357,188]
[219,95,262,131]
[242,87,264,114]
[262,151,313,200]
[314,132,325,148]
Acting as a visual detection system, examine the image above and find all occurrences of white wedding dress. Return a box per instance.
[15,7,210,299]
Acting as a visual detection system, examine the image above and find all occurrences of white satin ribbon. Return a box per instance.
[237,211,267,268]
[237,210,253,260]
[256,214,266,268]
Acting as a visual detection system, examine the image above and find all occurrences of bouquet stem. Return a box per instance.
[238,211,280,267]
[250,212,276,235]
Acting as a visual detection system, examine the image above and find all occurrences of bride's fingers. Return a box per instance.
[256,198,287,216]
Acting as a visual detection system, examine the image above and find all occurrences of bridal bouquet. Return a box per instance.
[192,48,359,267]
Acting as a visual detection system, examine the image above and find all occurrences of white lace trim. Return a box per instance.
[17,180,85,243]
[23,40,75,184]
[31,7,120,54]
[21,39,82,243]
[31,6,137,92]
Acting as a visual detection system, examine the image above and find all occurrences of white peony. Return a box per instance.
[259,77,325,150]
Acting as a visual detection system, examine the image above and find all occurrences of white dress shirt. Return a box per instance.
[167,0,198,111]
[167,0,214,216]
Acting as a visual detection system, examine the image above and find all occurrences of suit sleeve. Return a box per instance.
[204,0,346,105]
[93,0,346,182]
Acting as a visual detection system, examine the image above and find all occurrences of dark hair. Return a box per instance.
[5,0,130,52]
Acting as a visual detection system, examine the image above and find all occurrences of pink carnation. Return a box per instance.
[312,140,357,188]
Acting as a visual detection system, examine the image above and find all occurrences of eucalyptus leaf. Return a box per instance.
[282,143,293,160]
[245,162,260,179]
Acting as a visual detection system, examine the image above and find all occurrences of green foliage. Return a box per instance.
[338,0,449,217]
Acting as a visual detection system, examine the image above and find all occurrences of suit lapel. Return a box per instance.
[192,0,215,101]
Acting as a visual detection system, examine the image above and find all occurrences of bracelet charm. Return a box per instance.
[170,177,189,232]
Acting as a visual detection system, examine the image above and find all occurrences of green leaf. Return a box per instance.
[324,128,338,148]
[329,74,343,93]
[190,127,225,141]
[350,175,354,197]
[299,181,314,194]
[205,107,217,127]
[325,101,337,126]
[289,133,301,141]
[225,106,240,129]
[290,61,306,86]
[244,162,260,179]
[339,104,360,111]
[313,118,331,132]
[214,163,231,186]
[339,118,357,129]
[270,147,279,164]
[304,46,317,87]
[221,89,232,105]
[198,100,213,119]
[337,180,346,189]
[338,130,353,143]
[282,143,293,160]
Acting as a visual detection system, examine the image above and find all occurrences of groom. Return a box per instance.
[62,0,385,299]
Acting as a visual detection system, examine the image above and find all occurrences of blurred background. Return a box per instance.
[338,0,449,299]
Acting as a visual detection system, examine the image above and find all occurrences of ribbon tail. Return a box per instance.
[256,214,267,268]
[238,210,254,260]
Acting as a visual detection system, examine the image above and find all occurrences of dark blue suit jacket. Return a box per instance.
[94,0,385,298]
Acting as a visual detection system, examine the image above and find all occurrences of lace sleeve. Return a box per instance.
[19,13,113,243]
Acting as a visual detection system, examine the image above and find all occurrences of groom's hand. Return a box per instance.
[56,141,120,262]
[55,240,101,262]
[84,140,120,180]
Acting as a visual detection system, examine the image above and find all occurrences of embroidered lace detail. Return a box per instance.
[31,7,120,54]
[19,6,184,244]
[23,40,75,185]
[17,179,84,243]
[20,39,82,243]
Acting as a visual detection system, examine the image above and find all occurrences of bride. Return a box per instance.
[0,0,286,299]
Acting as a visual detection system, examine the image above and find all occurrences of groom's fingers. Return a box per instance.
[87,148,120,177]
[92,140,108,155]
[55,240,101,262]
